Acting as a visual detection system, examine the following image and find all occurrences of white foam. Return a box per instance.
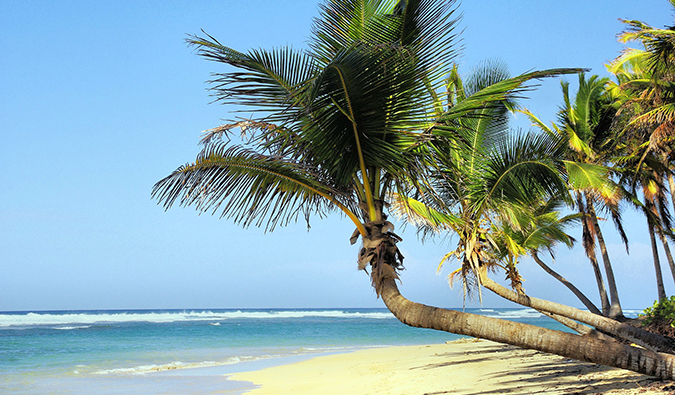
[51,325,92,330]
[481,309,543,320]
[92,360,214,375]
[0,310,395,327]
[91,355,275,376]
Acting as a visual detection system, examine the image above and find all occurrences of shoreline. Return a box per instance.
[230,339,672,394]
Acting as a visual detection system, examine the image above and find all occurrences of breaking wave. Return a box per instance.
[0,309,395,327]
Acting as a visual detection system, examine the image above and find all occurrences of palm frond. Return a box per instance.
[188,34,316,114]
[563,161,617,200]
[438,68,585,123]
[152,144,361,232]
[389,194,463,235]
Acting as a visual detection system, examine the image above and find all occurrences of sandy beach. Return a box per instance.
[232,339,674,394]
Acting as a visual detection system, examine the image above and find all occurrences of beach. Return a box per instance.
[231,339,673,394]
[3,308,672,394]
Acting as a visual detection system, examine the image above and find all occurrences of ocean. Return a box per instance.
[0,308,642,394]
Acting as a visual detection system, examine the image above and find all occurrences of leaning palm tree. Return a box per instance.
[392,62,673,353]
[490,198,603,315]
[154,0,675,378]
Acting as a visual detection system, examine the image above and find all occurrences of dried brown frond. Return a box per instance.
[200,119,280,146]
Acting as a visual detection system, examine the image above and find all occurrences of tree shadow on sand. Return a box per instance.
[412,342,669,394]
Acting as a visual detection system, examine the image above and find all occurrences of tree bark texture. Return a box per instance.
[577,192,610,315]
[647,198,668,301]
[669,172,675,215]
[478,270,675,354]
[377,271,675,379]
[586,197,623,319]
[658,229,675,286]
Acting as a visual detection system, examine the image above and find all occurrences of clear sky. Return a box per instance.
[1,0,673,311]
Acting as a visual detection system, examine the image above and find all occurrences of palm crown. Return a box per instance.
[154,0,462,237]
[153,0,578,245]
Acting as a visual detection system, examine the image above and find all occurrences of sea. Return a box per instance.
[0,308,642,394]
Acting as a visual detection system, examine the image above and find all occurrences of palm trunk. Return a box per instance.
[589,253,610,315]
[658,228,675,286]
[586,196,624,319]
[669,172,675,214]
[647,196,668,301]
[577,192,610,315]
[377,271,675,379]
[539,311,593,335]
[649,224,667,301]
[532,253,601,315]
[477,269,675,354]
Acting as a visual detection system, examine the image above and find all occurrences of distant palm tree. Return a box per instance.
[490,198,602,315]
[612,2,675,165]
[521,74,626,319]
[391,63,671,351]
[609,8,675,300]
[154,0,675,378]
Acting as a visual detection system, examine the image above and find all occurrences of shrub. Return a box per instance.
[640,296,675,328]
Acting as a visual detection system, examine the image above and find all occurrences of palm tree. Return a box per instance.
[608,16,675,299]
[154,0,675,378]
[392,63,673,353]
[610,0,675,227]
[615,152,673,301]
[490,198,603,315]
[612,1,675,166]
[521,74,626,319]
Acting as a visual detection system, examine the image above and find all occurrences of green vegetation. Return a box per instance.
[155,0,675,379]
[642,297,675,328]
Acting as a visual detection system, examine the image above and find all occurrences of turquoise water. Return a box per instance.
[0,308,641,394]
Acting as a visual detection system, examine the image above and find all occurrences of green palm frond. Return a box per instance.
[152,144,362,232]
[389,194,463,235]
[303,42,430,186]
[187,34,316,113]
[309,0,459,90]
[437,68,585,124]
[475,131,570,213]
[563,161,617,200]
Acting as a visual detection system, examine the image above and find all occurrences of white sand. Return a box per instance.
[231,339,673,394]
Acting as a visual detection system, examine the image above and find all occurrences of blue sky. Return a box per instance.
[1,0,673,311]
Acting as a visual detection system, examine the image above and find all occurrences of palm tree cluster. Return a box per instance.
[154,0,675,379]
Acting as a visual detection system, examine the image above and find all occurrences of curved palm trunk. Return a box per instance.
[477,269,675,354]
[376,269,675,379]
[577,192,610,315]
[532,253,601,315]
[586,196,624,319]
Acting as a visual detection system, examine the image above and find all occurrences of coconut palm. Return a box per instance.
[610,1,675,223]
[521,74,627,319]
[490,198,603,315]
[392,63,674,353]
[612,2,675,164]
[615,150,674,301]
[154,0,675,378]
[609,20,675,300]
